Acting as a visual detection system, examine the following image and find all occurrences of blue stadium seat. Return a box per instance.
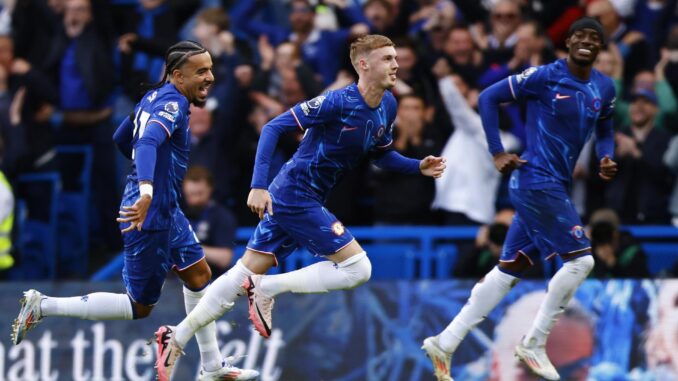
[362,243,417,280]
[12,172,61,280]
[55,146,93,278]
[642,243,678,275]
[433,244,459,279]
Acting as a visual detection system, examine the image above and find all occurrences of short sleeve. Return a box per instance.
[147,97,185,137]
[507,66,546,100]
[289,92,337,131]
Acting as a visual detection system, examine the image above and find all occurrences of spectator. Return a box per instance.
[431,58,520,225]
[588,208,649,278]
[479,20,556,87]
[480,0,523,66]
[441,25,484,86]
[663,134,678,227]
[0,35,58,178]
[602,43,678,132]
[391,38,436,104]
[231,0,369,86]
[372,93,441,225]
[476,20,555,147]
[251,39,322,108]
[190,7,254,203]
[116,0,200,100]
[191,6,254,133]
[362,0,397,37]
[663,24,678,102]
[604,89,673,224]
[587,0,651,86]
[187,103,233,203]
[407,0,456,37]
[45,0,120,250]
[233,105,296,226]
[0,165,13,271]
[183,166,238,277]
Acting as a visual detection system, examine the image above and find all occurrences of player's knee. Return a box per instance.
[565,254,594,276]
[132,303,154,319]
[183,268,212,290]
[340,252,371,287]
[498,255,531,275]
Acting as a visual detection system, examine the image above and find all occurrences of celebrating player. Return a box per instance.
[153,34,446,380]
[421,17,617,381]
[11,41,258,381]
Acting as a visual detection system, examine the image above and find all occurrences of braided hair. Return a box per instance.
[145,40,208,91]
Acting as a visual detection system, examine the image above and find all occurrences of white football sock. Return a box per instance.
[184,286,222,372]
[258,252,371,297]
[41,293,133,320]
[175,260,253,348]
[438,267,519,353]
[523,255,594,347]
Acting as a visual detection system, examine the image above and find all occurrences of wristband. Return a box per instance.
[139,183,153,198]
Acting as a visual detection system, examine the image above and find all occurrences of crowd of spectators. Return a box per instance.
[2,0,678,275]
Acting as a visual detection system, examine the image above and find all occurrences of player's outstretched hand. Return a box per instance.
[493,152,527,174]
[420,156,446,178]
[117,195,152,233]
[599,155,618,181]
[248,188,273,220]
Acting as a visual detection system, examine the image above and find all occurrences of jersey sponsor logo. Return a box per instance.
[516,67,537,83]
[331,221,345,236]
[591,98,602,112]
[306,95,326,109]
[555,93,571,100]
[164,101,179,113]
[570,225,586,240]
[147,91,157,102]
[158,111,176,122]
[300,102,310,115]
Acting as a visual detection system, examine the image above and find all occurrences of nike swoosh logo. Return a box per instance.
[341,126,358,132]
[255,304,271,336]
[555,93,571,100]
[163,348,173,367]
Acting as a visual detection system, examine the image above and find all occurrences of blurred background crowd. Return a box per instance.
[2,0,678,279]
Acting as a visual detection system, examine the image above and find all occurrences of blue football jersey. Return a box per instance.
[122,83,191,230]
[507,59,616,190]
[269,83,396,206]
